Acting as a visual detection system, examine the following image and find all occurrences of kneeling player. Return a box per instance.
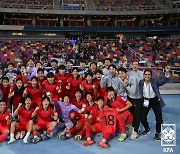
[82,96,104,146]
[31,97,58,143]
[0,100,11,142]
[8,96,34,144]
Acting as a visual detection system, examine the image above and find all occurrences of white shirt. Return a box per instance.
[143,83,156,98]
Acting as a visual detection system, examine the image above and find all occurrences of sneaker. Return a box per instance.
[23,138,28,144]
[129,130,138,140]
[154,133,160,141]
[82,140,94,146]
[98,141,108,148]
[31,136,41,144]
[126,124,134,134]
[74,135,82,140]
[118,133,127,142]
[40,131,48,140]
[57,133,66,140]
[142,129,151,136]
[47,132,53,139]
[65,128,72,139]
[8,138,16,144]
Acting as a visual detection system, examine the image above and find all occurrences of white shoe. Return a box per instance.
[8,138,16,144]
[23,138,28,144]
[129,130,138,140]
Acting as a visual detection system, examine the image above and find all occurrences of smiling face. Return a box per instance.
[16,80,23,89]
[31,78,38,88]
[144,70,152,82]
[0,101,6,113]
[63,96,70,105]
[118,70,127,81]
[132,61,139,71]
[42,98,50,109]
[25,97,32,108]
[2,79,9,88]
[108,66,116,76]
[75,91,82,100]
[86,93,93,102]
[97,99,104,109]
[107,90,115,100]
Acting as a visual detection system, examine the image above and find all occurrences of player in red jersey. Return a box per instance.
[106,87,133,142]
[71,92,97,140]
[70,89,85,123]
[31,96,58,144]
[8,96,34,144]
[42,72,60,102]
[8,78,25,111]
[0,100,11,142]
[79,73,98,97]
[97,105,118,148]
[55,65,71,99]
[66,68,82,99]
[82,96,104,146]
[23,77,44,108]
[0,77,11,106]
[37,68,47,88]
[15,65,29,87]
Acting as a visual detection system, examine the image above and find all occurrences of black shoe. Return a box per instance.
[142,129,151,136]
[154,133,160,141]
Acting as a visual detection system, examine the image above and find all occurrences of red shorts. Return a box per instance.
[93,122,102,133]
[17,122,28,132]
[36,122,50,131]
[0,124,9,133]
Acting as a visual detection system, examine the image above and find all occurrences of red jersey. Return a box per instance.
[102,107,118,136]
[55,72,71,96]
[85,102,97,114]
[18,106,34,125]
[16,75,28,85]
[110,96,131,116]
[37,107,54,123]
[93,78,106,97]
[0,84,10,103]
[0,108,11,127]
[71,98,84,109]
[38,77,46,87]
[9,86,23,106]
[80,79,97,94]
[42,80,59,101]
[67,76,82,96]
[25,86,44,107]
[90,106,104,123]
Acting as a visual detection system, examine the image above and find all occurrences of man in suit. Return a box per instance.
[140,66,171,141]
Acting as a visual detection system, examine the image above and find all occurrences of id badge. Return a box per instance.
[143,100,149,107]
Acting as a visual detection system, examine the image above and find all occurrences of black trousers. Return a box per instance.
[127,96,143,133]
[141,97,163,133]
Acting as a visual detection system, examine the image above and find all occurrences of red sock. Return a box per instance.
[104,133,111,141]
[47,129,52,133]
[0,133,9,142]
[79,128,85,137]
[117,114,126,133]
[85,127,92,138]
[70,127,78,134]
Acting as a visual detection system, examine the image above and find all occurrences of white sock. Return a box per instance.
[10,133,14,140]
[87,137,91,141]
[102,139,106,143]
[24,132,30,140]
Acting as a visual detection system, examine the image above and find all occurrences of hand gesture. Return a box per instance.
[35,106,39,111]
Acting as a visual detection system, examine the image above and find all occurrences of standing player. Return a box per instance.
[23,77,44,108]
[0,100,11,142]
[66,68,82,99]
[55,65,71,99]
[31,97,58,144]
[0,77,11,107]
[8,96,34,144]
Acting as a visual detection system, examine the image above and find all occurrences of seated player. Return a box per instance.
[107,87,133,142]
[8,96,34,144]
[54,95,84,140]
[0,100,11,142]
[31,96,58,144]
[72,92,97,140]
[82,96,104,146]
